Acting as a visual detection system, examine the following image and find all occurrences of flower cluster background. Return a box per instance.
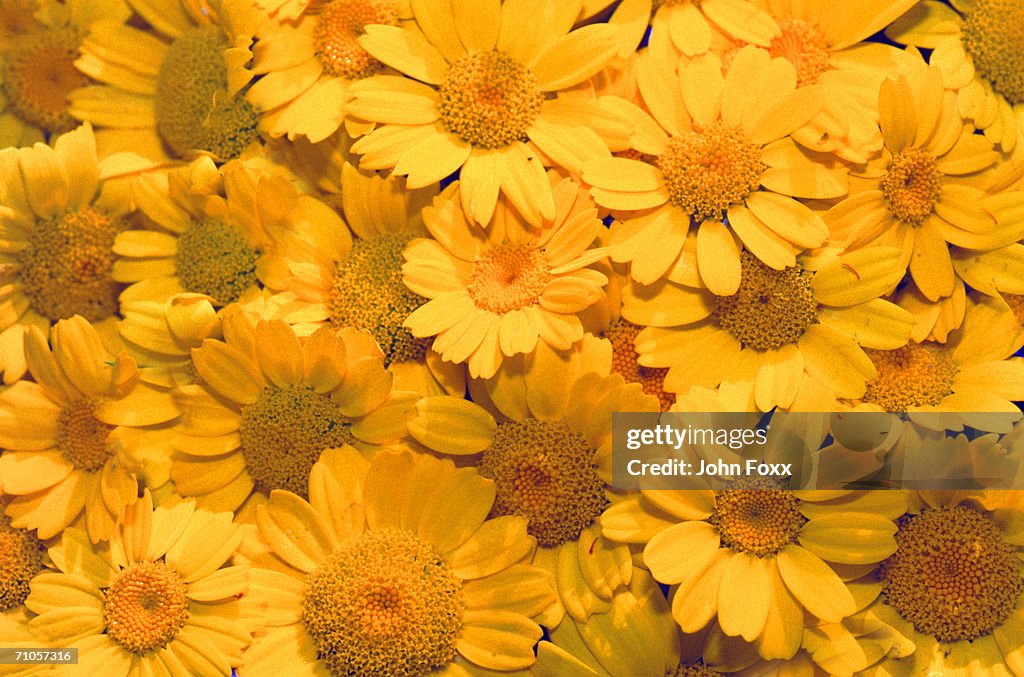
[1,0,1024,674]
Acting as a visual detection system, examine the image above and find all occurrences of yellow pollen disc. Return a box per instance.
[605,320,675,411]
[103,561,190,655]
[881,506,1023,642]
[715,251,817,351]
[239,387,355,498]
[303,528,463,677]
[671,661,725,677]
[174,218,261,305]
[657,123,765,221]
[467,244,551,314]
[58,399,115,472]
[0,0,41,40]
[710,488,805,557]
[154,26,259,160]
[862,342,957,412]
[315,0,398,79]
[439,50,543,149]
[880,148,942,226]
[962,0,1024,104]
[479,419,606,547]
[328,235,429,365]
[0,27,86,134]
[0,512,44,610]
[768,19,831,87]
[1003,293,1024,326]
[17,206,121,322]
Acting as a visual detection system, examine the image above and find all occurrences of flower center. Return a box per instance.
[710,488,805,557]
[479,419,606,547]
[1,26,86,134]
[328,235,429,365]
[0,0,41,40]
[103,561,190,655]
[715,251,817,351]
[862,343,957,412]
[1004,293,1024,326]
[315,0,398,79]
[880,506,1023,642]
[605,320,674,411]
[657,123,765,221]
[174,217,261,305]
[671,661,726,677]
[880,148,942,226]
[0,513,44,610]
[467,244,551,314]
[58,399,115,472]
[962,0,1024,104]
[154,26,259,160]
[17,205,121,322]
[768,19,831,87]
[438,50,543,149]
[303,528,463,677]
[239,387,355,498]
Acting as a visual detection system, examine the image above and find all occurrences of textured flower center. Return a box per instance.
[239,387,355,498]
[479,419,606,547]
[17,206,121,322]
[657,123,766,221]
[58,399,115,472]
[174,218,261,305]
[881,148,942,225]
[715,251,817,351]
[768,19,831,87]
[303,528,463,677]
[328,235,429,365]
[606,320,674,411]
[0,513,44,610]
[671,661,725,677]
[154,26,259,160]
[467,244,551,314]
[103,561,190,655]
[438,50,543,149]
[962,0,1024,104]
[711,488,805,557]
[0,0,41,39]
[1004,293,1024,325]
[0,26,86,133]
[862,343,957,411]
[315,0,397,79]
[880,506,1023,642]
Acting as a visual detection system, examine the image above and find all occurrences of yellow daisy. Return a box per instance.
[825,65,1024,302]
[624,246,913,412]
[601,488,905,660]
[347,0,629,226]
[646,0,778,61]
[582,45,842,295]
[402,177,610,379]
[0,316,179,543]
[69,0,261,163]
[171,305,415,513]
[237,446,553,675]
[0,123,127,384]
[0,0,128,147]
[886,0,1023,151]
[859,492,1024,676]
[24,492,251,675]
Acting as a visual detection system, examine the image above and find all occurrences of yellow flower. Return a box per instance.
[0,316,180,543]
[171,305,414,514]
[238,447,553,675]
[583,45,842,295]
[0,123,126,383]
[347,0,629,226]
[402,176,610,379]
[24,492,251,675]
[825,64,1024,302]
[647,0,778,61]
[69,0,260,163]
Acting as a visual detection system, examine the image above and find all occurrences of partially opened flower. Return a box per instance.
[24,492,251,675]
[0,316,180,542]
[347,0,628,226]
[238,447,553,675]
